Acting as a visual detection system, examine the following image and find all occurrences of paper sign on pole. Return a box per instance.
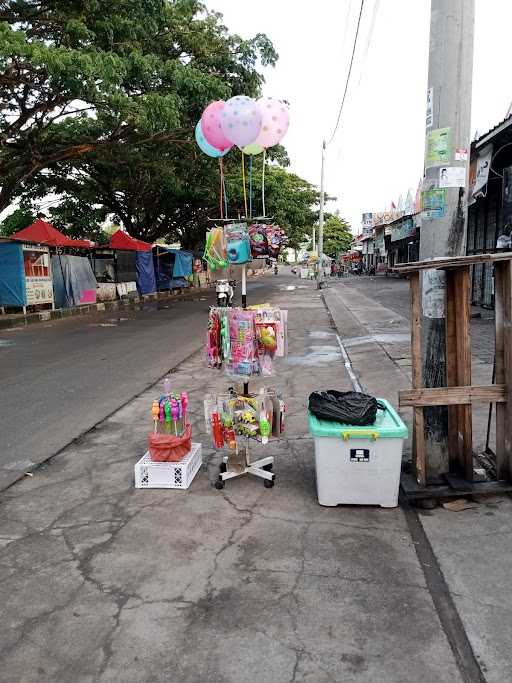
[439,166,466,188]
[426,88,434,129]
[426,128,451,166]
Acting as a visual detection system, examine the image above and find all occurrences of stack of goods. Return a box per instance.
[204,222,287,271]
[204,388,286,450]
[248,224,287,259]
[207,305,288,377]
[148,377,192,462]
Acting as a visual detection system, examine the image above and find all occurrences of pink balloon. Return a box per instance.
[201,101,233,152]
[221,96,262,149]
[254,97,290,149]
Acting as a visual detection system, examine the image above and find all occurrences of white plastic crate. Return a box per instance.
[134,443,202,489]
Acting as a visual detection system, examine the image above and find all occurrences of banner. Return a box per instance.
[473,144,493,199]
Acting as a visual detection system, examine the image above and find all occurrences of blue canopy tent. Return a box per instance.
[153,247,193,290]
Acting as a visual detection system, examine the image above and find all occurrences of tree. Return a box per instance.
[0,0,277,213]
[0,207,35,236]
[321,214,352,258]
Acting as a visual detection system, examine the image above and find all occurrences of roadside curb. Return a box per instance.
[0,286,212,330]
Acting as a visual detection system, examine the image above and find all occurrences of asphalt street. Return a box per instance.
[0,274,283,489]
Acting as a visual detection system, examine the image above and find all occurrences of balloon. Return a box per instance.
[253,97,290,149]
[242,142,264,155]
[195,121,230,158]
[201,101,233,151]
[221,96,262,149]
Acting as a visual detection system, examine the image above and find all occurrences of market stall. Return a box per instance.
[109,230,156,295]
[153,246,193,291]
[9,219,96,308]
[0,240,54,312]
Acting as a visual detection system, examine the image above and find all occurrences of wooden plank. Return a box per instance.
[454,267,473,480]
[495,260,512,481]
[394,251,512,274]
[445,270,461,470]
[400,472,512,500]
[399,385,506,407]
[409,272,426,486]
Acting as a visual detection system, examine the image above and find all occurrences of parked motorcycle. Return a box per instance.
[216,279,236,307]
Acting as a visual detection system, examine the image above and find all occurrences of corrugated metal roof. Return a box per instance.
[475,114,512,149]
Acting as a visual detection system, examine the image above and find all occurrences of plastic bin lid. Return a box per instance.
[308,398,408,439]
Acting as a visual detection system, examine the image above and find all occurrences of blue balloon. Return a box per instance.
[195,121,231,158]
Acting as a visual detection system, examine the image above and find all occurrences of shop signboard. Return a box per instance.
[362,212,373,238]
[391,218,415,242]
[374,230,385,252]
[22,244,53,305]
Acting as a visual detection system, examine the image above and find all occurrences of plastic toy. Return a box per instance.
[171,399,179,436]
[152,400,160,433]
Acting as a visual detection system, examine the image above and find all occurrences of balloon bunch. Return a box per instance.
[195,96,289,158]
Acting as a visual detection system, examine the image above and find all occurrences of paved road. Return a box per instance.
[333,274,495,364]
[0,273,286,489]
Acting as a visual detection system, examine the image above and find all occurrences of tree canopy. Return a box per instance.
[321,214,353,257]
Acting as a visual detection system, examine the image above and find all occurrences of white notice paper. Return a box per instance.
[439,166,466,188]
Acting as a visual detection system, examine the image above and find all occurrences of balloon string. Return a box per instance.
[249,154,253,219]
[219,158,224,219]
[223,164,228,219]
[241,151,248,218]
[262,149,266,217]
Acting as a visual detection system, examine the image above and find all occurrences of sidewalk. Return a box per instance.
[0,275,496,682]
[324,276,512,683]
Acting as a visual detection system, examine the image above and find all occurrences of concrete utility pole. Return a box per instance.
[420,0,474,480]
[317,140,326,287]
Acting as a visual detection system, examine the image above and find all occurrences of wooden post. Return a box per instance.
[410,273,426,486]
[454,267,473,480]
[494,260,512,480]
[445,270,461,469]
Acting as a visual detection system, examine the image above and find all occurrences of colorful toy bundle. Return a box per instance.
[204,227,228,271]
[148,378,192,462]
[204,387,286,450]
[248,224,287,259]
[225,223,251,264]
[207,305,288,378]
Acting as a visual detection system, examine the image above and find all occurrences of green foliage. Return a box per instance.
[321,214,353,257]
[0,0,277,212]
[0,207,36,236]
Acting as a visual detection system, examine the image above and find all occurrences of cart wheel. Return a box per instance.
[215,477,225,490]
[219,462,227,473]
[264,478,275,488]
[262,463,273,471]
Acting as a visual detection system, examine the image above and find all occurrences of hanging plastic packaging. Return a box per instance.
[225,223,252,265]
[204,227,228,271]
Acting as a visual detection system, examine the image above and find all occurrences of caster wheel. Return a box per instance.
[262,463,273,471]
[219,462,227,473]
[264,478,275,488]
[215,478,225,490]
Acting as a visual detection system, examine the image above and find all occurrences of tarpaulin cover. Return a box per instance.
[115,250,137,283]
[135,251,156,294]
[12,219,93,249]
[154,248,174,290]
[109,229,152,252]
[0,242,25,306]
[171,249,193,278]
[51,254,97,308]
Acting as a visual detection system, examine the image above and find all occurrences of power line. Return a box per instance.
[326,0,365,146]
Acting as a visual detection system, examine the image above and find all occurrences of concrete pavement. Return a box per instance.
[0,277,277,490]
[0,273,465,682]
[324,274,510,683]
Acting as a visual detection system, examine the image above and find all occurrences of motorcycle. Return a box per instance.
[216,279,236,307]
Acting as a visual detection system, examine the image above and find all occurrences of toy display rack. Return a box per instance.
[212,217,278,489]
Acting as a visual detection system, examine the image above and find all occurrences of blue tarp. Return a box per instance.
[135,251,156,294]
[0,243,25,307]
[153,247,192,290]
[51,255,97,308]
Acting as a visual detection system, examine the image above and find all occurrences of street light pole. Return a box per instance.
[317,139,326,288]
[420,0,474,480]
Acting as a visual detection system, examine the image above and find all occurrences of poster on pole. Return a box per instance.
[439,166,466,188]
[421,188,446,220]
[426,127,451,166]
[422,269,446,319]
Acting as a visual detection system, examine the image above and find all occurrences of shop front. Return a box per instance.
[387,214,420,268]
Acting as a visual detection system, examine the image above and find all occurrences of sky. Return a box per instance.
[206,0,512,234]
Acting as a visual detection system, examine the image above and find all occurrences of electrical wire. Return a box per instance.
[326,0,365,147]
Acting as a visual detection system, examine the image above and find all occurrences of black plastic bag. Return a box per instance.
[308,390,383,426]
